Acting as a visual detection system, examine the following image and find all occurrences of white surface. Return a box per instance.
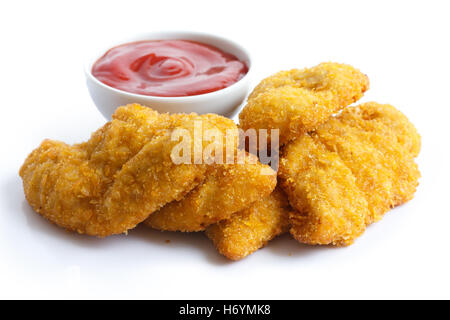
[1,0,449,299]
[86,31,252,118]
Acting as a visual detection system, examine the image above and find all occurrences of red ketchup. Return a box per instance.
[92,40,248,97]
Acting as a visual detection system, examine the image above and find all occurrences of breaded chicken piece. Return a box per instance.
[279,135,369,246]
[205,187,291,260]
[239,62,369,145]
[82,105,172,183]
[315,102,421,224]
[19,104,237,237]
[279,102,420,245]
[337,102,421,157]
[145,150,277,231]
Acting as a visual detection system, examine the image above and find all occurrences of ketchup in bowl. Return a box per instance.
[92,40,248,97]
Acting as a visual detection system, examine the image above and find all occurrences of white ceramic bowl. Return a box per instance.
[85,31,252,119]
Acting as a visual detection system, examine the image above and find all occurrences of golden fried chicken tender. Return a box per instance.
[337,102,421,158]
[145,150,277,232]
[205,187,291,260]
[19,104,238,237]
[279,134,369,246]
[279,102,420,245]
[315,102,420,224]
[239,62,369,145]
[83,105,172,183]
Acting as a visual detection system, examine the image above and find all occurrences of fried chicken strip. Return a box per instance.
[146,150,277,232]
[279,134,369,246]
[314,102,420,224]
[19,104,237,237]
[279,102,420,245]
[205,187,291,260]
[337,102,421,158]
[239,62,369,145]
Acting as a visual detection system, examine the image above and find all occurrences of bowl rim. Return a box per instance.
[84,30,252,101]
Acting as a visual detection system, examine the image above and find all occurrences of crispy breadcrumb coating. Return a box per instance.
[145,150,277,231]
[279,134,369,246]
[19,104,237,237]
[337,102,421,158]
[239,62,369,145]
[279,102,420,245]
[315,102,421,224]
[205,187,291,260]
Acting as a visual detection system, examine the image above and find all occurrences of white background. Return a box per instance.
[0,0,449,299]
